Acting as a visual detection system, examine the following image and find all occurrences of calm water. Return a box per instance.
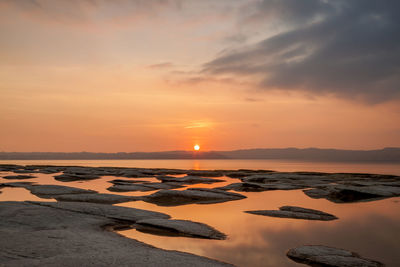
[1,160,400,266]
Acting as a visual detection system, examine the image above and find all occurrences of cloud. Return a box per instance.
[147,62,174,69]
[203,0,400,102]
[0,0,183,25]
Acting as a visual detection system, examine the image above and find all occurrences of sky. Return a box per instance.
[1,0,400,152]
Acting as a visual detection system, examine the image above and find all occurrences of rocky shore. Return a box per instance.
[1,164,398,266]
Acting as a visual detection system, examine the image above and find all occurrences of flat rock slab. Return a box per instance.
[108,179,151,185]
[156,175,225,184]
[304,185,400,203]
[54,193,139,204]
[143,188,246,206]
[136,218,226,240]
[108,182,184,192]
[287,245,384,267]
[29,201,170,222]
[2,175,37,180]
[28,185,97,198]
[245,206,338,221]
[217,182,303,192]
[0,201,232,266]
[186,170,225,177]
[0,182,35,188]
[54,173,100,182]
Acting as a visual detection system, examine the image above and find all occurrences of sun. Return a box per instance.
[194,144,200,151]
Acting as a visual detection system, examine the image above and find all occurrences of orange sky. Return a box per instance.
[1,1,399,152]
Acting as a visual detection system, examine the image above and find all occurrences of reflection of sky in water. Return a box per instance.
[1,162,400,267]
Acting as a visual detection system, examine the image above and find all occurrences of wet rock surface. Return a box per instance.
[54,193,139,204]
[135,218,226,240]
[2,175,37,180]
[155,175,225,184]
[28,185,97,198]
[304,185,400,203]
[287,245,384,267]
[0,181,36,188]
[245,206,338,221]
[29,201,171,222]
[108,179,151,185]
[142,188,246,206]
[0,201,233,266]
[107,182,184,192]
[54,173,100,182]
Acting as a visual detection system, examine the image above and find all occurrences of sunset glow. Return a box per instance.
[194,145,200,151]
[0,1,399,152]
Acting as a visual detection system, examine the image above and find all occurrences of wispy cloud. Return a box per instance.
[184,121,213,129]
[147,62,174,69]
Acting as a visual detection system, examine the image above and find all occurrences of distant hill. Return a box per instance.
[0,148,399,162]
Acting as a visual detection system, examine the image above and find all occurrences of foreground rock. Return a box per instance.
[156,175,225,185]
[287,245,384,267]
[2,175,37,180]
[143,188,246,206]
[136,218,226,240]
[108,182,184,192]
[0,181,35,188]
[28,185,97,199]
[54,173,100,182]
[30,201,170,222]
[0,201,233,266]
[54,193,139,204]
[108,179,151,185]
[303,185,400,203]
[217,182,303,192]
[245,206,338,221]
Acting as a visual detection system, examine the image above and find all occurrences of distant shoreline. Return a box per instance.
[0,148,399,162]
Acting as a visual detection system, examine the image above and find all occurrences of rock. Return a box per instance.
[245,206,338,221]
[156,175,225,184]
[2,175,37,180]
[118,169,153,178]
[0,201,233,266]
[0,181,35,188]
[0,164,21,172]
[240,173,328,183]
[28,185,97,198]
[136,218,226,240]
[217,182,303,192]
[186,170,224,177]
[143,188,246,206]
[108,179,151,185]
[287,245,384,267]
[29,201,170,221]
[303,185,400,203]
[54,173,100,182]
[54,193,139,204]
[225,170,274,178]
[107,182,184,192]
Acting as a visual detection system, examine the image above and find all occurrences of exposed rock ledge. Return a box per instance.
[0,201,233,267]
[245,206,338,221]
[142,188,246,206]
[135,218,226,240]
[287,245,384,267]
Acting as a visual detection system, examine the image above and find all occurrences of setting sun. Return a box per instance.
[194,145,200,151]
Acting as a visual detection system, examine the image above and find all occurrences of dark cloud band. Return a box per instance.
[204,0,400,102]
